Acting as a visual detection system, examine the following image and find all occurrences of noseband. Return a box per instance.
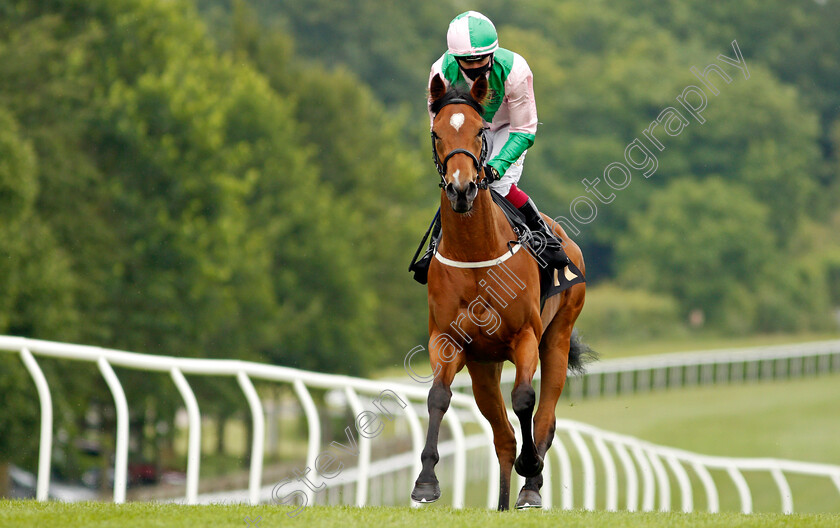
[431,99,490,189]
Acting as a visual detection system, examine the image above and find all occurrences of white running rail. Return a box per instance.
[2,335,839,513]
[450,339,840,399]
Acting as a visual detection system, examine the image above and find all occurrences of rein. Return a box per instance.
[431,97,490,189]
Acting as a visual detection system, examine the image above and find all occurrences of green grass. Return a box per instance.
[558,373,840,465]
[549,373,840,513]
[2,501,839,528]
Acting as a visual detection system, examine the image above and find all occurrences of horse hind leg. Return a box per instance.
[511,366,545,510]
[465,361,516,511]
[511,331,543,480]
[516,317,578,508]
[517,474,544,509]
[514,371,563,507]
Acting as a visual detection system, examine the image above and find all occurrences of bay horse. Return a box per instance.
[410,73,587,510]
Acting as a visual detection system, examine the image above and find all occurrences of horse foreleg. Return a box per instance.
[410,380,450,503]
[466,361,516,511]
[511,331,542,480]
[411,335,465,504]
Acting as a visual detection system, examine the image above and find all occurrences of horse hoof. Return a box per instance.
[515,489,542,509]
[411,481,441,503]
[514,454,544,478]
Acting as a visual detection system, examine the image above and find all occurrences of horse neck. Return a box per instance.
[439,190,512,262]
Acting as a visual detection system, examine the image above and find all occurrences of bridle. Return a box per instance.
[431,98,490,190]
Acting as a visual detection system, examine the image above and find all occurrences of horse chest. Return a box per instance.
[434,289,531,356]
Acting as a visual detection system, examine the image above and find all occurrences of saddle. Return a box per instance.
[487,190,585,307]
[409,191,585,304]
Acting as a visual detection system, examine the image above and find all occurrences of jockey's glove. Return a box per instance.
[483,165,500,185]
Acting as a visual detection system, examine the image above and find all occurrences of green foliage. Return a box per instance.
[575,284,686,340]
[0,108,37,331]
[0,109,37,223]
[778,213,840,329]
[616,178,775,329]
[217,0,435,362]
[0,0,418,374]
[240,0,448,107]
[0,0,437,476]
[240,0,838,305]
[616,0,840,138]
[0,358,39,463]
[0,108,80,465]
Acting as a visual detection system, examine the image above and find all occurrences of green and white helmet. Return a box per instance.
[446,11,498,59]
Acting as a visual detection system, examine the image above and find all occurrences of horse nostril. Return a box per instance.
[445,182,459,200]
[466,181,478,201]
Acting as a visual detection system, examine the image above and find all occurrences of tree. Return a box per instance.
[616,178,775,330]
[0,105,80,494]
[221,0,437,366]
[0,0,399,484]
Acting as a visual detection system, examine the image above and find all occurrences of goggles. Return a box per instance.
[457,54,490,63]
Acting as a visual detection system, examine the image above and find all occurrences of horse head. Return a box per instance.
[429,73,490,213]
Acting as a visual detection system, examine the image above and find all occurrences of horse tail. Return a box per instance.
[568,328,598,374]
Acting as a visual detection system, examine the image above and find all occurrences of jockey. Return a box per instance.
[411,10,572,284]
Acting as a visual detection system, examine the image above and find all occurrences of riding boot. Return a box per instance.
[409,214,442,285]
[517,198,572,270]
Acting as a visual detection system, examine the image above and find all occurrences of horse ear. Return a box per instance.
[429,74,446,102]
[470,75,489,105]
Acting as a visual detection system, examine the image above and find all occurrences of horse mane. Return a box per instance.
[429,83,485,117]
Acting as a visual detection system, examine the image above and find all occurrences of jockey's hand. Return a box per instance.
[483,165,500,185]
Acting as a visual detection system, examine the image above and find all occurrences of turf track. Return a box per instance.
[2,501,840,527]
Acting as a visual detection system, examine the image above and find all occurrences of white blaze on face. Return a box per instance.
[452,169,461,186]
[449,112,465,132]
